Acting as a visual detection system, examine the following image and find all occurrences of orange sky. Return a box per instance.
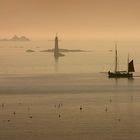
[0,0,140,40]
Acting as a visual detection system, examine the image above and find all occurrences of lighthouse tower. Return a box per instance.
[54,34,65,58]
[54,34,59,57]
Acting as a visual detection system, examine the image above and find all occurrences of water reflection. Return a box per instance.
[54,57,59,73]
[109,77,134,86]
[128,77,134,85]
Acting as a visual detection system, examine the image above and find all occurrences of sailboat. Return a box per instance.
[108,43,135,78]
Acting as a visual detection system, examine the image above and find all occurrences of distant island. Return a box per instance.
[0,35,30,41]
[40,48,86,53]
[26,49,35,52]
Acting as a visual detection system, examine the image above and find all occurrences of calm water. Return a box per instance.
[0,40,140,140]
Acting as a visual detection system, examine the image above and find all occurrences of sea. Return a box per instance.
[0,40,140,140]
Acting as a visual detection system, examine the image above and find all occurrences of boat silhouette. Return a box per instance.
[108,43,135,78]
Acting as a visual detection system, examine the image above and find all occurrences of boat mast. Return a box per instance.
[127,54,129,73]
[115,43,118,72]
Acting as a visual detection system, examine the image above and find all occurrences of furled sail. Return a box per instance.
[128,60,135,72]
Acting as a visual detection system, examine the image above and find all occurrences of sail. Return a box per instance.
[128,60,135,72]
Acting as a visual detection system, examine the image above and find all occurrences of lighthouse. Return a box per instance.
[54,34,65,58]
[54,35,59,57]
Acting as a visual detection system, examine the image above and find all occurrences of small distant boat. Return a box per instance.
[108,43,135,78]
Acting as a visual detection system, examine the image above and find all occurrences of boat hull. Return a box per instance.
[108,71,133,78]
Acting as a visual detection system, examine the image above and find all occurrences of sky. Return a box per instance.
[0,0,140,40]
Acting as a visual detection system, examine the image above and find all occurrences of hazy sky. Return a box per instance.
[0,0,140,40]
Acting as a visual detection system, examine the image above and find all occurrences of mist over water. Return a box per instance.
[0,40,139,75]
[0,40,140,97]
